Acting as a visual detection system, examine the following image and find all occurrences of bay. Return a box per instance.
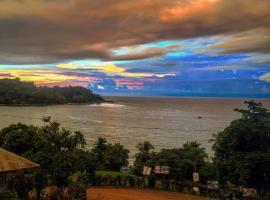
[0,96,269,160]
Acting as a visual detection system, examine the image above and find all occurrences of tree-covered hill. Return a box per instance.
[0,78,104,105]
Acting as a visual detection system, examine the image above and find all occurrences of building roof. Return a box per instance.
[0,148,39,173]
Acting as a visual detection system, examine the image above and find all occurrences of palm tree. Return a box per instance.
[137,142,154,158]
[134,141,154,174]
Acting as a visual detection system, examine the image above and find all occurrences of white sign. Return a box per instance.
[154,166,170,174]
[242,188,257,197]
[207,181,219,190]
[142,166,152,176]
[193,187,199,192]
[193,172,199,182]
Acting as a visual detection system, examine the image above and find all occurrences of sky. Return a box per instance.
[0,0,270,97]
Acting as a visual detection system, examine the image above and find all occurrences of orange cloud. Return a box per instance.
[0,69,100,87]
[1,0,269,64]
[160,0,218,22]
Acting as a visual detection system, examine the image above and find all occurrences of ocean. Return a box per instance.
[0,96,269,160]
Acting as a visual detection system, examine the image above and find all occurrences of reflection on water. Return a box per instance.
[89,103,126,108]
[0,96,269,159]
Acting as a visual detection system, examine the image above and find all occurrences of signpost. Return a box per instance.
[154,166,170,175]
[193,187,199,192]
[207,181,219,190]
[192,172,200,194]
[142,166,152,176]
[242,188,257,198]
[193,172,199,182]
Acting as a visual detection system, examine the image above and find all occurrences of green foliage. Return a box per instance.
[94,171,137,187]
[132,141,208,183]
[95,171,122,178]
[0,123,39,155]
[95,170,122,186]
[154,141,208,181]
[68,171,88,186]
[1,100,269,198]
[0,120,91,190]
[199,162,217,183]
[8,174,33,199]
[0,123,129,191]
[212,101,270,190]
[69,182,87,200]
[49,152,78,188]
[0,188,16,200]
[91,138,129,171]
[34,171,48,200]
[0,78,104,105]
[147,174,157,188]
[134,141,155,175]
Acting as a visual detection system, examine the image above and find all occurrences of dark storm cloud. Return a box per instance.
[0,0,270,64]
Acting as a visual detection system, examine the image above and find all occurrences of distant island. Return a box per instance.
[0,78,104,105]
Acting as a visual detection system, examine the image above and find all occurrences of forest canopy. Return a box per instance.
[0,78,104,105]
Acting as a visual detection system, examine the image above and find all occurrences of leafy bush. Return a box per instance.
[0,188,16,200]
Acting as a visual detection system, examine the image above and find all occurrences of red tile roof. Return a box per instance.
[0,148,39,173]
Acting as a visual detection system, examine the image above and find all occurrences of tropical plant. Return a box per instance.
[91,138,129,171]
[134,141,155,175]
[212,101,270,192]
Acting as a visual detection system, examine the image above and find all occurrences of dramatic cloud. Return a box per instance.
[208,29,270,54]
[0,0,270,97]
[0,0,270,64]
[56,62,176,78]
[0,69,100,86]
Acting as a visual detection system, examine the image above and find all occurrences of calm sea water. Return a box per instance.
[0,96,269,159]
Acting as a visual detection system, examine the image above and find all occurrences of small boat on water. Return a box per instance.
[42,116,51,122]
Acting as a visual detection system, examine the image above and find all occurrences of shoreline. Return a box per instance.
[104,95,270,100]
[0,100,109,107]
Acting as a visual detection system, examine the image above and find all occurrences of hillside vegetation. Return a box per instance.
[0,78,104,105]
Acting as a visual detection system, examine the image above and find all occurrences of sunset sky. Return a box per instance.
[0,0,270,97]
